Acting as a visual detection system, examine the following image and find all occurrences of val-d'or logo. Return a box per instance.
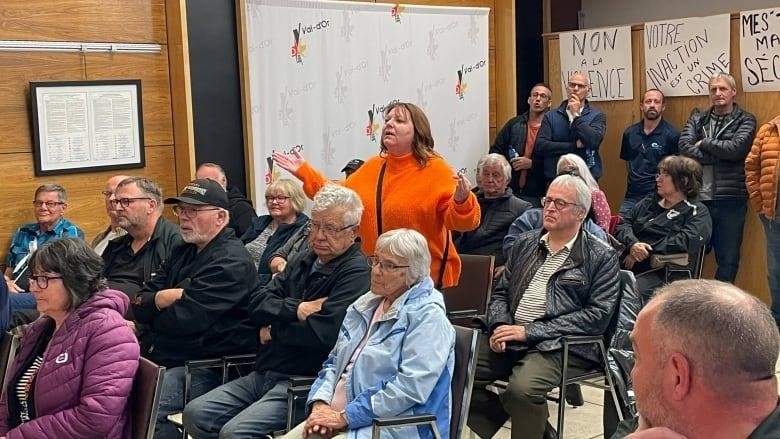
[365,108,379,142]
[455,60,486,100]
[290,27,306,63]
[290,19,331,64]
[391,4,405,23]
[455,69,468,100]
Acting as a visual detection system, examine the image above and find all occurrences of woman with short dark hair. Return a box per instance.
[616,155,713,301]
[0,238,139,438]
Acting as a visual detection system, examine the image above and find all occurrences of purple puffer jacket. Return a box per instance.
[0,289,140,438]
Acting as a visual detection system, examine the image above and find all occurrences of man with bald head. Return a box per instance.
[536,72,607,186]
[613,279,779,438]
[490,83,553,206]
[92,175,130,255]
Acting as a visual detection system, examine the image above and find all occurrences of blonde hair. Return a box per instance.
[265,179,306,213]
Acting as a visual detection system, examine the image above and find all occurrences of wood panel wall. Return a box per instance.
[0,0,194,259]
[543,15,778,303]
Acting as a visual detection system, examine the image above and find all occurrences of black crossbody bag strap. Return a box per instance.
[437,232,450,289]
[376,162,387,236]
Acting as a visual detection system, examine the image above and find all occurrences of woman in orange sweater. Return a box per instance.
[273,102,481,288]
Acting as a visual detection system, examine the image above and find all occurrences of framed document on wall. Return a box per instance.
[30,79,145,176]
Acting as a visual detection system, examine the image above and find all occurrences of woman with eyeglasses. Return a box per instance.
[556,154,612,232]
[280,228,455,439]
[273,102,480,289]
[615,155,712,301]
[240,179,309,285]
[0,238,139,438]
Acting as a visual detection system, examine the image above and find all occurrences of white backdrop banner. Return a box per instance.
[644,14,731,96]
[740,8,780,92]
[243,0,489,210]
[558,26,633,101]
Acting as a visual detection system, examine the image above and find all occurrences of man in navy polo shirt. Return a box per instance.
[618,89,679,217]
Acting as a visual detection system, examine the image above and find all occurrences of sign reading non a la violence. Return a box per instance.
[740,8,780,92]
[644,14,730,96]
[559,26,633,101]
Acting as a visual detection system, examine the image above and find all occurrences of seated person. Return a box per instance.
[3,183,85,329]
[240,179,309,285]
[557,153,611,232]
[103,177,182,319]
[0,238,139,438]
[183,184,371,438]
[615,155,711,302]
[468,174,620,438]
[196,162,256,238]
[91,175,129,256]
[280,228,455,439]
[132,178,258,439]
[612,280,779,438]
[454,153,532,272]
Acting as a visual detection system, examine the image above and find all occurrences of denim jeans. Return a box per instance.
[702,199,747,282]
[182,370,292,438]
[760,214,780,326]
[156,366,222,439]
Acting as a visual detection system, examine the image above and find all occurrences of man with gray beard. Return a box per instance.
[132,178,258,439]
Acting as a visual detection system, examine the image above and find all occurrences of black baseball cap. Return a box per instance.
[164,178,228,209]
[341,159,365,172]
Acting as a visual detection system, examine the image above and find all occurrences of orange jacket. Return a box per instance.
[295,152,481,288]
[746,119,780,219]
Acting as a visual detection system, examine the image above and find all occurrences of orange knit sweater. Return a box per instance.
[295,152,481,288]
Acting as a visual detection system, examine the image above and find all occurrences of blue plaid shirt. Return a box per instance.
[5,217,85,271]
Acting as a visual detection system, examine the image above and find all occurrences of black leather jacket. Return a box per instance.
[679,104,757,199]
[487,229,620,363]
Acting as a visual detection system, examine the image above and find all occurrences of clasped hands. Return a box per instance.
[488,324,527,353]
[623,242,653,269]
[304,401,347,438]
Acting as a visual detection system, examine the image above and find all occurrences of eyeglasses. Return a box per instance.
[172,205,221,217]
[309,222,355,237]
[32,201,65,208]
[28,274,63,289]
[265,195,290,203]
[368,256,409,271]
[110,197,151,208]
[530,92,550,100]
[541,196,579,211]
[568,82,588,90]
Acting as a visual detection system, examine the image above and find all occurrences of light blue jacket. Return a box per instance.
[307,276,455,439]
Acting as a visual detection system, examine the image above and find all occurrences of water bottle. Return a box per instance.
[586,149,596,169]
[508,147,519,160]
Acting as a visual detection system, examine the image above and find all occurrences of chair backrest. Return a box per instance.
[0,332,20,396]
[450,325,480,439]
[444,254,494,325]
[132,357,166,439]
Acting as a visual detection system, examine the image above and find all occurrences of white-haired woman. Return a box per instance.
[281,229,455,439]
[557,153,612,232]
